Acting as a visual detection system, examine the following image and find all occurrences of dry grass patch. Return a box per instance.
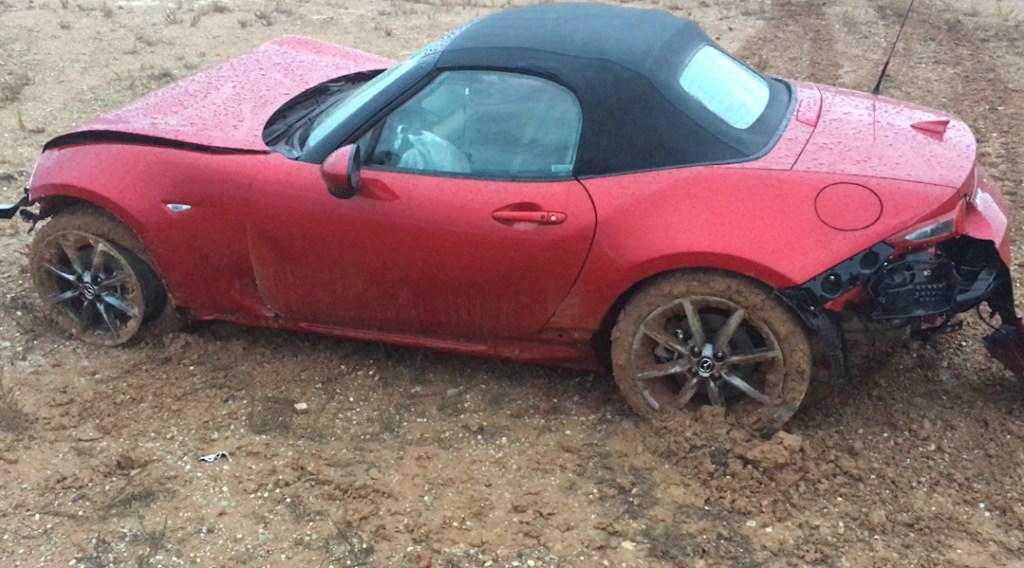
[0,367,27,433]
[0,71,31,104]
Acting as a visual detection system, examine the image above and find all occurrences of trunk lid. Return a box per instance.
[793,84,977,189]
[56,36,394,152]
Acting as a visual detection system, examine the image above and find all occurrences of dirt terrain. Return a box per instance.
[2,0,1024,566]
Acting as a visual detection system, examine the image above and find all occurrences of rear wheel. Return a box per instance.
[610,270,812,431]
[30,207,168,346]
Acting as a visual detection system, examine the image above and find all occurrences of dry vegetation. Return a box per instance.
[1,0,1024,567]
[0,72,31,104]
[0,368,27,433]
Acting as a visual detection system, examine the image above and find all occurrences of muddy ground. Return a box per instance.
[2,0,1024,566]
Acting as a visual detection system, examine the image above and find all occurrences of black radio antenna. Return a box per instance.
[871,0,917,95]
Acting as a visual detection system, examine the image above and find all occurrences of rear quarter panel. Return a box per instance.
[548,166,965,331]
[30,144,279,318]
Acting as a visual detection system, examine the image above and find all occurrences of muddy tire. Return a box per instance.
[29,206,169,346]
[610,270,813,431]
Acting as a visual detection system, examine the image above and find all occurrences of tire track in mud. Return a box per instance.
[732,0,844,86]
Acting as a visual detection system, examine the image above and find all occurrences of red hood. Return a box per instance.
[64,36,394,151]
[793,84,977,188]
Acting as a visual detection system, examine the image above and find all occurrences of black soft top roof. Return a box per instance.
[436,3,793,177]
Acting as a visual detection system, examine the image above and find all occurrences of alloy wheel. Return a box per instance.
[34,230,145,346]
[629,295,785,422]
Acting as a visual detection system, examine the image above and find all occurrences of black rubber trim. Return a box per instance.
[43,131,269,155]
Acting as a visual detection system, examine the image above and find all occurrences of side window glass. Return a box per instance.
[366,71,582,180]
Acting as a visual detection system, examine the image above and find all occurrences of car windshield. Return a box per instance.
[305,49,429,148]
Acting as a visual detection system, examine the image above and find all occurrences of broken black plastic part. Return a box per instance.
[908,317,963,342]
[0,195,29,220]
[779,236,1017,382]
[796,242,896,305]
[776,242,897,383]
[20,207,39,232]
[951,267,997,312]
[776,288,851,383]
[868,249,958,320]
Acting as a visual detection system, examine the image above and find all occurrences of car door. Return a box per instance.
[247,70,596,339]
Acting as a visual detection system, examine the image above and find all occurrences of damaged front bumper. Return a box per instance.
[780,164,1024,382]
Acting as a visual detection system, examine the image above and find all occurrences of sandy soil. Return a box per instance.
[2,0,1024,566]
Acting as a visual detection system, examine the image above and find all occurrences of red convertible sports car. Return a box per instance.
[3,3,1024,431]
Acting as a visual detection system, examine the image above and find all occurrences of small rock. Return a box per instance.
[76,430,103,442]
[776,431,803,453]
[620,540,636,551]
[867,509,888,529]
[242,481,259,494]
[293,402,308,415]
[446,386,465,396]
[114,454,137,471]
[417,549,433,568]
[728,427,752,443]
[49,396,74,407]
[742,440,790,469]
[0,453,18,465]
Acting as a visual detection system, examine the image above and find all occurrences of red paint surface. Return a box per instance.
[795,82,822,127]
[25,36,1015,368]
[795,85,977,188]
[814,183,883,231]
[961,163,1012,265]
[244,167,597,339]
[69,36,393,151]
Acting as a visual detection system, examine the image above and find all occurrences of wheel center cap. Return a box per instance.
[81,283,97,299]
[697,356,715,376]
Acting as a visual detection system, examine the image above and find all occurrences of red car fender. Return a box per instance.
[29,144,276,317]
[32,180,147,239]
[961,164,1012,266]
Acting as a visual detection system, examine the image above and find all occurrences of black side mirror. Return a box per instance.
[321,144,362,199]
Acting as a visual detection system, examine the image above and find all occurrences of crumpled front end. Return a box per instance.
[779,161,1024,381]
[44,36,394,153]
[967,166,1024,377]
[947,163,1024,377]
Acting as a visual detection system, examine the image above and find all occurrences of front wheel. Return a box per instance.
[29,208,167,346]
[610,270,813,431]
